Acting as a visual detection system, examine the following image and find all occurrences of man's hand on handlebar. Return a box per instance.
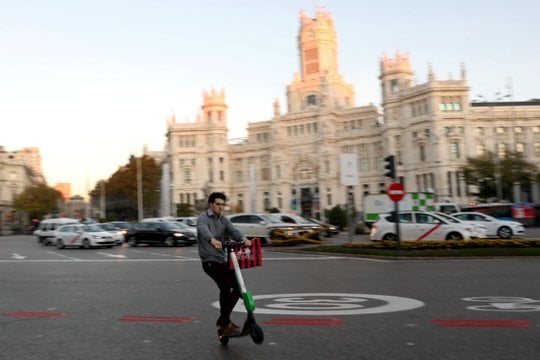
[211,238,222,250]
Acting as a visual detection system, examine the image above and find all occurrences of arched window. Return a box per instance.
[306,95,317,106]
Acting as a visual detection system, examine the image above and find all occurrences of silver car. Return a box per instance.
[227,213,306,245]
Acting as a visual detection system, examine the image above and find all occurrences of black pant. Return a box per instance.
[202,261,240,327]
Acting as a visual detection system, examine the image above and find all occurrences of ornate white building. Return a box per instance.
[164,8,540,219]
[0,146,44,233]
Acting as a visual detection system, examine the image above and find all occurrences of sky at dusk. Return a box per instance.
[1,0,538,196]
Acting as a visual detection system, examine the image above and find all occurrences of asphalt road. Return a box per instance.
[335,225,540,244]
[1,235,539,360]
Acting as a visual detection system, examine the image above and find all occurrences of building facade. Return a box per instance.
[165,8,540,219]
[0,146,44,233]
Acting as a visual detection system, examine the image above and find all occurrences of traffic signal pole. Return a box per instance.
[384,155,401,250]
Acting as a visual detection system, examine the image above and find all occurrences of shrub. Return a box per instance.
[344,239,540,251]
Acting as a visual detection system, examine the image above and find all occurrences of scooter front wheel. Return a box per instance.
[250,323,264,344]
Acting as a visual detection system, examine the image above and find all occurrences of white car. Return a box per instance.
[54,224,116,249]
[451,212,525,239]
[370,211,475,241]
[34,218,81,245]
[96,223,125,245]
[431,212,487,239]
[175,217,198,227]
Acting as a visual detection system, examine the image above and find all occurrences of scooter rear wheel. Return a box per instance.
[218,330,230,346]
[250,323,264,344]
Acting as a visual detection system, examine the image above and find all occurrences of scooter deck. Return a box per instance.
[217,313,264,345]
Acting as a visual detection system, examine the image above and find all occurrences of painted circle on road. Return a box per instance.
[212,293,425,315]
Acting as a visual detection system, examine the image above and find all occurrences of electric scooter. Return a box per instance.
[218,241,264,346]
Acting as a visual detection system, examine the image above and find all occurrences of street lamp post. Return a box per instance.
[136,156,143,221]
[100,180,106,220]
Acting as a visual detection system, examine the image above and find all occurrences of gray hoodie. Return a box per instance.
[197,209,246,263]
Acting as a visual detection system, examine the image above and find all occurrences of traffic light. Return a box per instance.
[384,155,396,179]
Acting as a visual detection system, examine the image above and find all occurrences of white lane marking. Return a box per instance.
[96,252,127,259]
[263,256,392,263]
[128,249,168,256]
[128,249,193,259]
[0,258,201,263]
[147,252,172,257]
[264,256,343,260]
[46,251,82,261]
[342,256,393,263]
[0,254,373,263]
[11,253,27,260]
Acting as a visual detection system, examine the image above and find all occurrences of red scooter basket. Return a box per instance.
[228,238,263,270]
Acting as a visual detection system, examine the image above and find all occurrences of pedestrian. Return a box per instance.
[197,192,251,337]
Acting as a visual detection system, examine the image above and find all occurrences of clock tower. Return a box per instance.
[286,7,355,113]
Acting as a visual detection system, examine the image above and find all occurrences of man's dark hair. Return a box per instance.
[208,192,227,204]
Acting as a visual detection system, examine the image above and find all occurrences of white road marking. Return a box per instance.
[463,296,540,312]
[0,258,200,263]
[263,256,392,263]
[217,293,425,316]
[147,252,171,257]
[10,253,27,260]
[263,256,343,260]
[96,252,127,259]
[128,249,194,259]
[0,254,371,263]
[46,251,82,261]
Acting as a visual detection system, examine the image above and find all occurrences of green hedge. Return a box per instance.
[344,239,540,250]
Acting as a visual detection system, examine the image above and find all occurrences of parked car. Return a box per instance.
[34,218,81,245]
[172,221,197,242]
[175,216,198,227]
[271,213,325,239]
[227,213,309,245]
[431,212,487,239]
[450,212,525,239]
[142,218,197,243]
[54,224,116,249]
[370,211,475,241]
[96,223,125,245]
[106,221,133,233]
[307,218,339,237]
[126,221,193,247]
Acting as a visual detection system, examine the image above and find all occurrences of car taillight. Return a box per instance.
[370,224,377,235]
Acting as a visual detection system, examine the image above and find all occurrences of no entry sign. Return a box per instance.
[387,183,404,202]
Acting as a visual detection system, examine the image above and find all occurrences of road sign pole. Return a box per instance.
[387,182,404,250]
[394,200,400,250]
